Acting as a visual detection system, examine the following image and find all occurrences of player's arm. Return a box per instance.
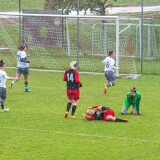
[8,77,19,81]
[4,73,19,81]
[63,70,68,81]
[136,95,141,113]
[102,57,107,64]
[75,70,82,86]
[20,52,30,63]
[20,58,30,63]
[88,105,101,109]
[82,114,95,120]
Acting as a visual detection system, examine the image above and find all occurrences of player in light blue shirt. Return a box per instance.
[9,45,31,92]
[0,60,19,112]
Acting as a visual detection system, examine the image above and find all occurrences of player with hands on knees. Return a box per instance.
[121,86,143,115]
[63,61,82,119]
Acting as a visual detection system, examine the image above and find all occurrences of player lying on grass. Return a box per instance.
[102,51,120,95]
[63,61,82,119]
[121,86,142,115]
[82,105,128,122]
[0,60,19,112]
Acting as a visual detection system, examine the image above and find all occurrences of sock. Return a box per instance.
[71,105,77,116]
[66,102,72,112]
[107,82,115,87]
[25,81,28,90]
[1,101,4,110]
[11,80,18,84]
[115,118,127,122]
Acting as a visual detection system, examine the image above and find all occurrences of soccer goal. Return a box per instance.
[0,12,140,76]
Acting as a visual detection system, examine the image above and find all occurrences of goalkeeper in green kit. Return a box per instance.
[121,86,142,115]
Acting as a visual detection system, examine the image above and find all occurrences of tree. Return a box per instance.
[44,0,116,15]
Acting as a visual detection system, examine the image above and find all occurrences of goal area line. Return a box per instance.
[7,67,141,77]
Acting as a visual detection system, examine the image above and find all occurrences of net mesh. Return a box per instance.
[0,13,159,75]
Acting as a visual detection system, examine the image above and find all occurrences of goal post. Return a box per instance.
[0,12,140,75]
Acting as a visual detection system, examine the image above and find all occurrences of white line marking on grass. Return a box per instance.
[1,126,160,143]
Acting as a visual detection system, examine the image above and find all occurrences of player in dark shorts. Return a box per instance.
[0,60,19,112]
[8,45,31,92]
[82,105,128,122]
[63,61,82,119]
[102,51,120,95]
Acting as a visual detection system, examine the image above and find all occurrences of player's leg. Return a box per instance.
[9,68,21,90]
[0,88,9,112]
[121,107,129,115]
[70,90,79,119]
[104,71,109,95]
[24,68,31,92]
[70,100,77,119]
[106,115,128,122]
[65,99,73,118]
[121,99,130,115]
[104,71,115,94]
[106,71,116,88]
[65,90,73,118]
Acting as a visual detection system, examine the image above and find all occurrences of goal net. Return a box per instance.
[0,12,139,76]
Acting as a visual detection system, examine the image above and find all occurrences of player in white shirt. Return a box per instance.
[9,45,31,92]
[0,60,19,112]
[102,51,120,95]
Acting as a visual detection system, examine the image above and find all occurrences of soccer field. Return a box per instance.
[0,69,160,160]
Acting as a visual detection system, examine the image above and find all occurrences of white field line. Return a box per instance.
[0,126,159,143]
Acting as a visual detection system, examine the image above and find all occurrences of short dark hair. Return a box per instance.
[0,60,5,67]
[130,88,136,93]
[18,45,26,51]
[108,51,114,56]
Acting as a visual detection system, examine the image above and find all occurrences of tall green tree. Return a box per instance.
[44,0,116,15]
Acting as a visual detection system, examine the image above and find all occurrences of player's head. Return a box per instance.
[133,86,137,91]
[19,45,27,51]
[86,109,94,116]
[108,51,115,58]
[70,61,78,69]
[130,88,136,99]
[0,60,5,68]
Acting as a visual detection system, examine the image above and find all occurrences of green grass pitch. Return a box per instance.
[0,69,160,160]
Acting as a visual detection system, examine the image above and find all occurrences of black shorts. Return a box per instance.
[17,67,29,76]
[0,87,6,101]
[104,71,115,82]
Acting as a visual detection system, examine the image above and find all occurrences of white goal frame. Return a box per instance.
[0,13,141,76]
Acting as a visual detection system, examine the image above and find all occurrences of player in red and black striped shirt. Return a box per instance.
[63,61,82,119]
[82,105,128,122]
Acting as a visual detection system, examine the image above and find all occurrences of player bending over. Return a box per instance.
[102,51,120,95]
[0,60,19,112]
[82,105,128,122]
[121,86,142,115]
[63,61,82,119]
